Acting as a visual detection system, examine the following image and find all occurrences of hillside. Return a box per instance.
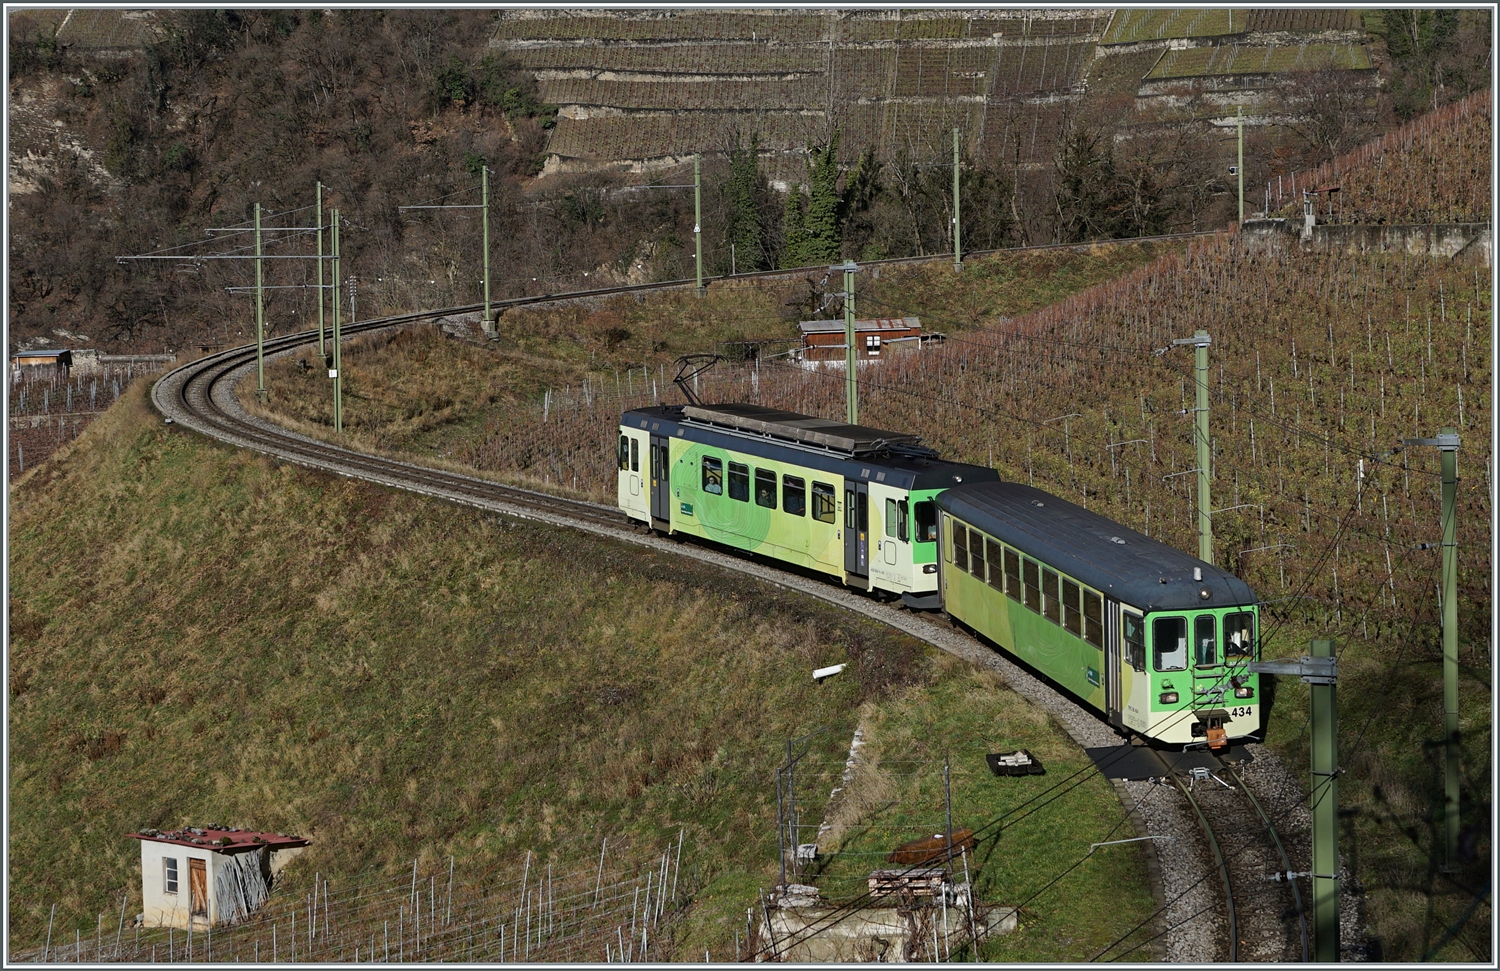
[6,9,1489,356]
[7,381,1153,960]
[245,94,1493,960]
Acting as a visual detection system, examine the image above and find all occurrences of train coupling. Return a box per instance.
[1189,709,1231,751]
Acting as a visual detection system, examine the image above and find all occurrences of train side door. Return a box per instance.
[844,481,869,584]
[1104,598,1123,729]
[649,435,671,527]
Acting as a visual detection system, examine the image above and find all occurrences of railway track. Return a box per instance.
[1165,759,1310,963]
[148,237,1309,961]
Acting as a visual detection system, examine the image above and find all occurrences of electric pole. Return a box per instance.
[836,262,859,424]
[1173,331,1213,562]
[254,202,267,404]
[952,127,962,271]
[1237,106,1245,225]
[316,182,326,356]
[694,153,705,296]
[482,165,493,338]
[1405,428,1461,868]
[331,208,342,433]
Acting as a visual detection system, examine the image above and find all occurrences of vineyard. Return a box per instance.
[1268,90,1491,226]
[8,362,171,484]
[1146,42,1374,80]
[539,78,827,113]
[1245,9,1365,34]
[1100,8,1241,45]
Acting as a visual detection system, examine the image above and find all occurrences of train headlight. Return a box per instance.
[1159,691,1179,705]
[1234,686,1254,699]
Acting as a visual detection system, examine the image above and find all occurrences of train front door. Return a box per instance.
[649,435,671,527]
[844,481,869,584]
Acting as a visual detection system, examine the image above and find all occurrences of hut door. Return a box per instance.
[189,858,208,918]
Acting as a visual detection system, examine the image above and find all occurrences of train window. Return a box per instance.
[1084,591,1104,648]
[847,489,857,530]
[1124,612,1146,672]
[1153,617,1187,671]
[729,462,749,502]
[953,523,969,573]
[1225,611,1256,658]
[1023,559,1041,613]
[885,499,898,537]
[1004,549,1021,602]
[755,469,777,509]
[985,539,1004,591]
[812,482,836,523]
[914,501,938,542]
[897,499,909,542]
[968,529,986,580]
[702,456,724,495]
[1194,615,1218,667]
[1042,569,1061,624]
[783,476,806,516]
[630,438,639,472]
[1062,579,1082,636]
[618,435,630,471]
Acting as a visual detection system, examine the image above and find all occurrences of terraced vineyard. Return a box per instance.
[1100,8,1241,45]
[1146,42,1374,79]
[1245,9,1364,33]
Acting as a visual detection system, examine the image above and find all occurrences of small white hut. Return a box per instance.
[131,825,309,929]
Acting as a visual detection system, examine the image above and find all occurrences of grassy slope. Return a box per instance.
[7,382,1151,959]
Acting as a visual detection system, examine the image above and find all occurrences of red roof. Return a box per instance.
[130,825,310,853]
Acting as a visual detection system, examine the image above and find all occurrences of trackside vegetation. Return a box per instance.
[7,381,1153,959]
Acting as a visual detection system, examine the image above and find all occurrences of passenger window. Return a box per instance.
[1195,615,1217,667]
[702,456,723,495]
[1004,549,1021,602]
[1062,579,1082,636]
[1042,569,1061,624]
[755,469,777,509]
[1225,611,1256,658]
[968,529,985,580]
[897,499,909,542]
[728,462,749,501]
[1023,559,1041,613]
[914,501,938,542]
[812,482,836,523]
[985,539,1004,591]
[630,438,639,472]
[618,435,630,471]
[953,522,969,573]
[1084,590,1104,649]
[783,476,806,516]
[1154,617,1187,671]
[885,498,898,537]
[1124,612,1146,672]
[847,490,857,529]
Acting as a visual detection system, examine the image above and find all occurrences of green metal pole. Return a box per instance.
[255,202,266,404]
[1195,330,1212,563]
[482,165,492,338]
[694,153,704,296]
[1237,107,1245,225]
[331,209,342,434]
[844,263,857,425]
[1440,426,1460,870]
[952,126,962,271]
[316,182,325,356]
[1309,638,1339,962]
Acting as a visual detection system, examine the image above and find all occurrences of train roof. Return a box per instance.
[622,404,998,491]
[939,481,1257,612]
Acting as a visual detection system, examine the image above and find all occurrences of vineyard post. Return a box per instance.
[1404,428,1461,869]
[952,127,962,271]
[316,181,326,356]
[255,202,267,404]
[694,153,704,297]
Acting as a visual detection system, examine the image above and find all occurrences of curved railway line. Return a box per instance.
[148,237,1315,962]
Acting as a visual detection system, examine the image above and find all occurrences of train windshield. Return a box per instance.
[1225,611,1256,659]
[1194,615,1217,667]
[1153,616,1187,671]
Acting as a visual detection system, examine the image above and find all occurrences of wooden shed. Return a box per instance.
[797,317,922,364]
[131,825,308,929]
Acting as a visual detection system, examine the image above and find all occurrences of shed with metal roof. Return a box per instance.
[131,825,309,929]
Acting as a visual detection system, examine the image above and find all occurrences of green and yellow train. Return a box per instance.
[618,403,1260,748]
